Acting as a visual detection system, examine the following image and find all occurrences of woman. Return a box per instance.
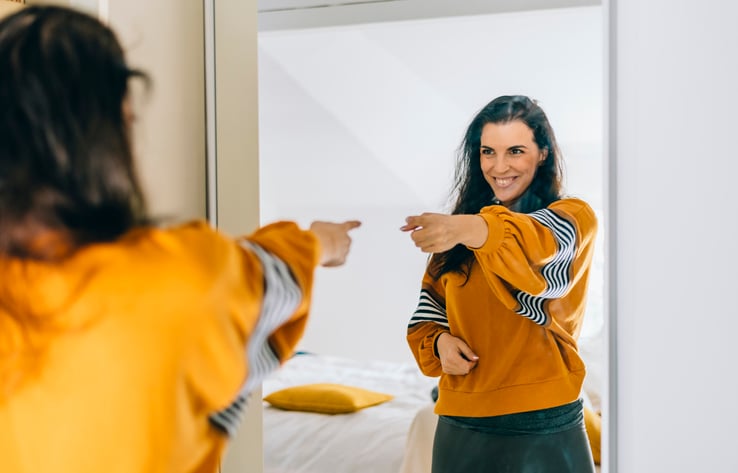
[0,6,359,473]
[401,95,597,472]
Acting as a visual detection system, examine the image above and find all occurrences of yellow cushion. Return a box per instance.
[263,383,393,414]
[583,406,601,465]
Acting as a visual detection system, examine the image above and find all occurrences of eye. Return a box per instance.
[480,148,494,155]
[510,148,523,155]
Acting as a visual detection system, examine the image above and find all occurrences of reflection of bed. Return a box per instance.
[262,352,438,473]
[263,333,604,473]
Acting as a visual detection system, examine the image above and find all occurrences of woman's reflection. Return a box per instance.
[403,95,598,473]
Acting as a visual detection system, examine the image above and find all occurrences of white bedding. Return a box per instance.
[262,337,604,473]
[262,353,438,473]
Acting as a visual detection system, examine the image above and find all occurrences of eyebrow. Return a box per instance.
[480,145,529,150]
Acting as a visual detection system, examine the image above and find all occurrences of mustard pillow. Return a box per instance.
[263,383,393,414]
[583,406,602,465]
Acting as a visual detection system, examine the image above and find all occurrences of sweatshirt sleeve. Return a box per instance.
[244,221,321,370]
[406,274,449,377]
[471,199,597,325]
[173,221,320,437]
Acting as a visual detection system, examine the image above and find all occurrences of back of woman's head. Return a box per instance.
[454,95,563,216]
[0,5,148,260]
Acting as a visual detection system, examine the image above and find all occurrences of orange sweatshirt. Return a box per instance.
[0,220,320,473]
[407,198,598,417]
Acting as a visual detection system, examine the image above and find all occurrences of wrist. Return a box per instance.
[459,215,488,249]
[319,234,335,266]
[433,331,449,358]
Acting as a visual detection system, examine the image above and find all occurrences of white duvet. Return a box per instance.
[262,353,437,473]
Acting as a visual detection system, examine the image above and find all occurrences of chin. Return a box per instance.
[493,192,519,205]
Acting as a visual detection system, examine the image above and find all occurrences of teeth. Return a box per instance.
[496,177,514,187]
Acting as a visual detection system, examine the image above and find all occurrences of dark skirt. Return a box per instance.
[431,399,596,473]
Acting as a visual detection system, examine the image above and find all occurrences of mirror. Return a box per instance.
[216,1,608,472]
[257,4,605,364]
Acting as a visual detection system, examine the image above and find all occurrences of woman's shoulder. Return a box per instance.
[546,198,598,236]
[124,219,229,252]
[109,220,238,279]
[549,197,596,219]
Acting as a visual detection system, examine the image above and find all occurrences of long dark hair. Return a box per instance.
[0,5,150,261]
[0,5,153,399]
[429,95,564,281]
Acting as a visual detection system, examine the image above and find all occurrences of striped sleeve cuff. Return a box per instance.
[209,241,302,437]
[513,208,577,326]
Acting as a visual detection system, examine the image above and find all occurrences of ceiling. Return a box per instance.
[257,0,601,30]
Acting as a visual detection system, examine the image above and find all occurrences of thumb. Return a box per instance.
[458,344,479,362]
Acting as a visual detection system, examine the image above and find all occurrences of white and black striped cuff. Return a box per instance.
[209,241,302,436]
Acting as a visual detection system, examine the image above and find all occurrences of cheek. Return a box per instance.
[522,159,541,177]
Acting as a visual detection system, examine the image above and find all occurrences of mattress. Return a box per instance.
[262,352,437,473]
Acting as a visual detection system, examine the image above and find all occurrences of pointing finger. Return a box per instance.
[342,220,362,231]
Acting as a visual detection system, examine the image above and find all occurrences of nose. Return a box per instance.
[491,156,510,173]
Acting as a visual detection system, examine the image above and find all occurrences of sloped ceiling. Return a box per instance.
[257,0,601,30]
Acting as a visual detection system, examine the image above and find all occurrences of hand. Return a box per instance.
[309,220,361,267]
[400,213,487,253]
[436,332,479,375]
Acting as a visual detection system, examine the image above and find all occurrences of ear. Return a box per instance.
[122,96,135,127]
[538,148,548,166]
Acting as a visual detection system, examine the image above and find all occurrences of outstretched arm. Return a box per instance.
[401,213,488,253]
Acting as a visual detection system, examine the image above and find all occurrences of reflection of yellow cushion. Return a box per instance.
[263,383,393,414]
[584,407,601,465]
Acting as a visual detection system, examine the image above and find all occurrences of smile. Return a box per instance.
[495,177,517,188]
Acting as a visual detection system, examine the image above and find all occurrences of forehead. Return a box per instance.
[480,120,536,146]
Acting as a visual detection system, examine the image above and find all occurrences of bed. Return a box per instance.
[262,352,438,473]
[262,334,603,473]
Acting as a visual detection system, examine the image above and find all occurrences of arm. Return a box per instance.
[407,322,447,378]
[472,200,597,298]
[471,200,598,329]
[247,220,360,369]
[402,199,597,329]
[406,284,479,377]
[402,200,596,298]
[203,220,359,436]
[407,279,448,377]
[401,213,488,253]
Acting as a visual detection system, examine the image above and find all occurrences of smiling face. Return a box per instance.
[479,120,547,206]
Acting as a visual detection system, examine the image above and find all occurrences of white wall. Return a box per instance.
[611,0,738,471]
[28,0,210,221]
[258,6,604,364]
[27,0,210,220]
[106,0,207,221]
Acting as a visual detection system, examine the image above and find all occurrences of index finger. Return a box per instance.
[404,215,422,227]
[341,220,362,230]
